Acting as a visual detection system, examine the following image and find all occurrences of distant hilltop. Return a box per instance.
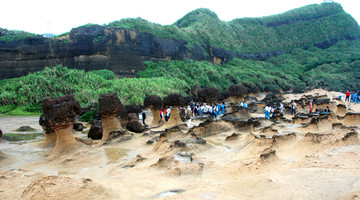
[0,3,359,79]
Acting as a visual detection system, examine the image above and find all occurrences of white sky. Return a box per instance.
[0,0,359,35]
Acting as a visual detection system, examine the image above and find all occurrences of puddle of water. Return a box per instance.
[104,147,129,164]
[0,141,46,170]
[156,189,185,198]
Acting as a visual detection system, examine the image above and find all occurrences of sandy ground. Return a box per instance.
[1,89,360,200]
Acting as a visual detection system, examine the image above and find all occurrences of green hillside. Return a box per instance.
[108,3,359,53]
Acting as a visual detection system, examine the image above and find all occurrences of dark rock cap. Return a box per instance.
[198,87,219,103]
[228,84,247,97]
[144,95,163,110]
[98,92,123,117]
[164,93,184,107]
[41,94,81,127]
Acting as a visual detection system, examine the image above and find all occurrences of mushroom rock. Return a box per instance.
[39,114,56,148]
[144,95,164,126]
[228,84,247,103]
[97,92,123,146]
[198,87,219,104]
[164,93,185,126]
[41,94,81,158]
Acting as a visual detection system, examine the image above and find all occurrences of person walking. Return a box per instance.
[279,103,286,116]
[216,103,221,116]
[142,111,146,125]
[264,106,270,119]
[160,110,164,119]
[339,90,343,100]
[243,101,248,108]
[165,107,171,122]
[345,90,351,102]
[221,102,226,115]
[291,101,297,115]
[309,101,313,113]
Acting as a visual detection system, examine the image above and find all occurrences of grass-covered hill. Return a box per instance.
[108,3,359,53]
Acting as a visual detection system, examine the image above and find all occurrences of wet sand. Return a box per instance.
[1,89,360,200]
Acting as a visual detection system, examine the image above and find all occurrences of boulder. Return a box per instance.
[73,122,84,131]
[126,120,144,133]
[16,126,35,132]
[87,120,103,140]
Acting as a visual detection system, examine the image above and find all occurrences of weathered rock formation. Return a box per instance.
[0,26,208,80]
[21,176,112,200]
[198,87,219,103]
[126,113,144,133]
[87,119,103,140]
[163,93,184,126]
[228,84,247,103]
[41,94,81,158]
[144,95,164,126]
[97,92,123,146]
[39,114,56,148]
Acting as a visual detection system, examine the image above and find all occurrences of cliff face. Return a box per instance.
[1,25,284,79]
[0,26,206,79]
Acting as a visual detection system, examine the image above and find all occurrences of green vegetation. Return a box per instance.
[0,28,39,42]
[106,3,359,53]
[53,32,70,38]
[138,39,360,92]
[0,66,188,115]
[2,133,43,142]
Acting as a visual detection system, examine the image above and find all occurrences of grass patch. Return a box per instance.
[2,133,43,141]
[6,106,41,116]
[0,104,17,113]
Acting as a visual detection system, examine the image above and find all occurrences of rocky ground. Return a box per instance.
[1,89,360,200]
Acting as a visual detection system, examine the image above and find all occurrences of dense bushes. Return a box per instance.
[0,28,38,42]
[0,66,188,113]
[138,39,360,92]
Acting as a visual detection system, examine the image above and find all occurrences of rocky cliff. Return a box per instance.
[0,3,359,79]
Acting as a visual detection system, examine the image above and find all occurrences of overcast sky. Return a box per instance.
[0,0,358,35]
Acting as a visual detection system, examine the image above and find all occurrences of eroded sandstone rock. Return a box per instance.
[41,94,81,158]
[97,92,123,146]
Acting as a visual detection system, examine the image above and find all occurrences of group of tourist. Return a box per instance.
[153,102,228,124]
[263,103,286,119]
[341,90,360,104]
[189,102,226,118]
